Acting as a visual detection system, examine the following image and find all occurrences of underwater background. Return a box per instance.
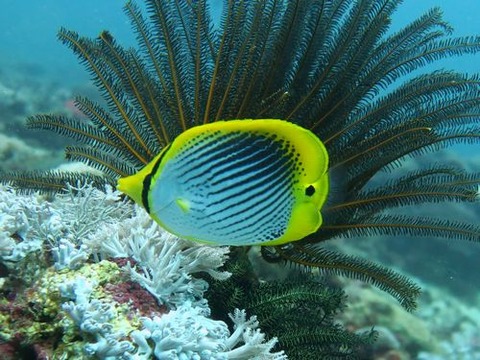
[0,0,479,359]
[1,1,479,84]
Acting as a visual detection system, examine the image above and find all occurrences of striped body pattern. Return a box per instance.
[118,119,329,246]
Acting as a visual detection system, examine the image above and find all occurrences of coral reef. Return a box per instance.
[0,260,128,359]
[340,279,438,356]
[0,182,128,278]
[0,184,289,359]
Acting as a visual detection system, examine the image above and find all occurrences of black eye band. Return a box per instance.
[142,144,171,213]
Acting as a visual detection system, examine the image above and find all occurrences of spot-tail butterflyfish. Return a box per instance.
[117,119,329,246]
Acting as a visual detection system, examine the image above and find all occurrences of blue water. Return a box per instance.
[1,0,478,85]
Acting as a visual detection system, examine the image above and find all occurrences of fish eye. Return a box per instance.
[305,185,315,196]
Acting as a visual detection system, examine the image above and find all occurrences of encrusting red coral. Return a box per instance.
[104,281,167,318]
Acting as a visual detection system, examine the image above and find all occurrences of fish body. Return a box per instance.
[117,119,329,246]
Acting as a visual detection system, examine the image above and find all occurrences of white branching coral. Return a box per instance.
[0,185,45,262]
[86,204,231,308]
[60,277,286,360]
[132,302,287,360]
[61,277,137,359]
[225,309,286,359]
[0,182,129,267]
[36,182,131,250]
[52,238,90,270]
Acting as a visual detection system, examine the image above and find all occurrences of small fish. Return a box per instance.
[117,119,329,246]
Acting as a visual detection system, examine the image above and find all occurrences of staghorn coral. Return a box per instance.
[52,238,90,271]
